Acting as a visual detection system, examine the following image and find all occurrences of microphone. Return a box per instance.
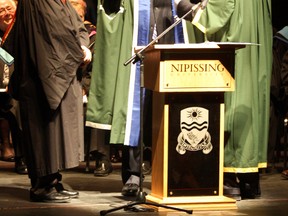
[174,0,209,22]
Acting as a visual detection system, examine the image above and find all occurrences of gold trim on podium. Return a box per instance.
[145,195,237,211]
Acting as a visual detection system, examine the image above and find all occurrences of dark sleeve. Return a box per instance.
[278,50,288,115]
[78,21,90,48]
[11,0,89,109]
[66,1,90,47]
[281,50,288,95]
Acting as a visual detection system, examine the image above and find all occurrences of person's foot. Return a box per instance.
[94,159,113,177]
[55,182,79,198]
[223,184,241,201]
[142,161,152,175]
[281,169,288,179]
[121,175,140,197]
[1,155,15,162]
[110,154,122,163]
[121,183,139,196]
[0,145,15,162]
[15,157,28,174]
[30,187,71,203]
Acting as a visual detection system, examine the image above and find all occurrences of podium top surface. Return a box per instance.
[152,42,256,50]
[135,42,258,53]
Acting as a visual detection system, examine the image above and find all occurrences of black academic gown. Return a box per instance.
[149,0,175,44]
[10,0,89,180]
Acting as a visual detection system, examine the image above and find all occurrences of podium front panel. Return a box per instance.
[165,93,223,197]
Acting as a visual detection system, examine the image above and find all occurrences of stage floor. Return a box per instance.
[0,160,288,216]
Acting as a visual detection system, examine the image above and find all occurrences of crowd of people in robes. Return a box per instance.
[1,0,288,204]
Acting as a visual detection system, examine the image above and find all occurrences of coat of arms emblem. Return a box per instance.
[176,107,213,155]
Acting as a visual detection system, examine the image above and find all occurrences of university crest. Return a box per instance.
[176,107,213,155]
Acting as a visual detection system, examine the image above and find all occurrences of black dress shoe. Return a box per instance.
[59,189,79,198]
[110,154,122,163]
[30,188,71,203]
[142,161,151,175]
[94,159,113,177]
[55,183,79,198]
[121,183,139,197]
[15,157,28,174]
[1,155,15,162]
[282,169,288,179]
[224,185,241,201]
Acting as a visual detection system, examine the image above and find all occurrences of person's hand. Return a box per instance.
[81,45,92,64]
[174,0,181,5]
[201,0,209,9]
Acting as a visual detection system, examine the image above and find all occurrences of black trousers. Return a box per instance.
[121,146,140,184]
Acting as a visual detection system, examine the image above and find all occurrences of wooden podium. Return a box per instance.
[142,43,246,211]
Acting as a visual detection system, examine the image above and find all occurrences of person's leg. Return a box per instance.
[267,103,280,167]
[0,118,14,161]
[3,108,27,174]
[92,129,112,176]
[110,144,122,163]
[0,94,14,161]
[237,172,261,199]
[121,145,141,196]
[21,76,82,203]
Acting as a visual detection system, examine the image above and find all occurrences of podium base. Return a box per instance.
[146,194,237,211]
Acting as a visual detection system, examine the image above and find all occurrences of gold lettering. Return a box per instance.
[171,64,179,72]
[217,64,225,72]
[208,64,217,72]
[199,64,205,72]
[184,64,190,72]
[170,62,225,73]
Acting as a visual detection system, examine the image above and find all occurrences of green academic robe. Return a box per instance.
[186,0,273,173]
[86,0,134,144]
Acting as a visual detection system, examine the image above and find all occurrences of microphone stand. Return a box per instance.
[100,3,202,216]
